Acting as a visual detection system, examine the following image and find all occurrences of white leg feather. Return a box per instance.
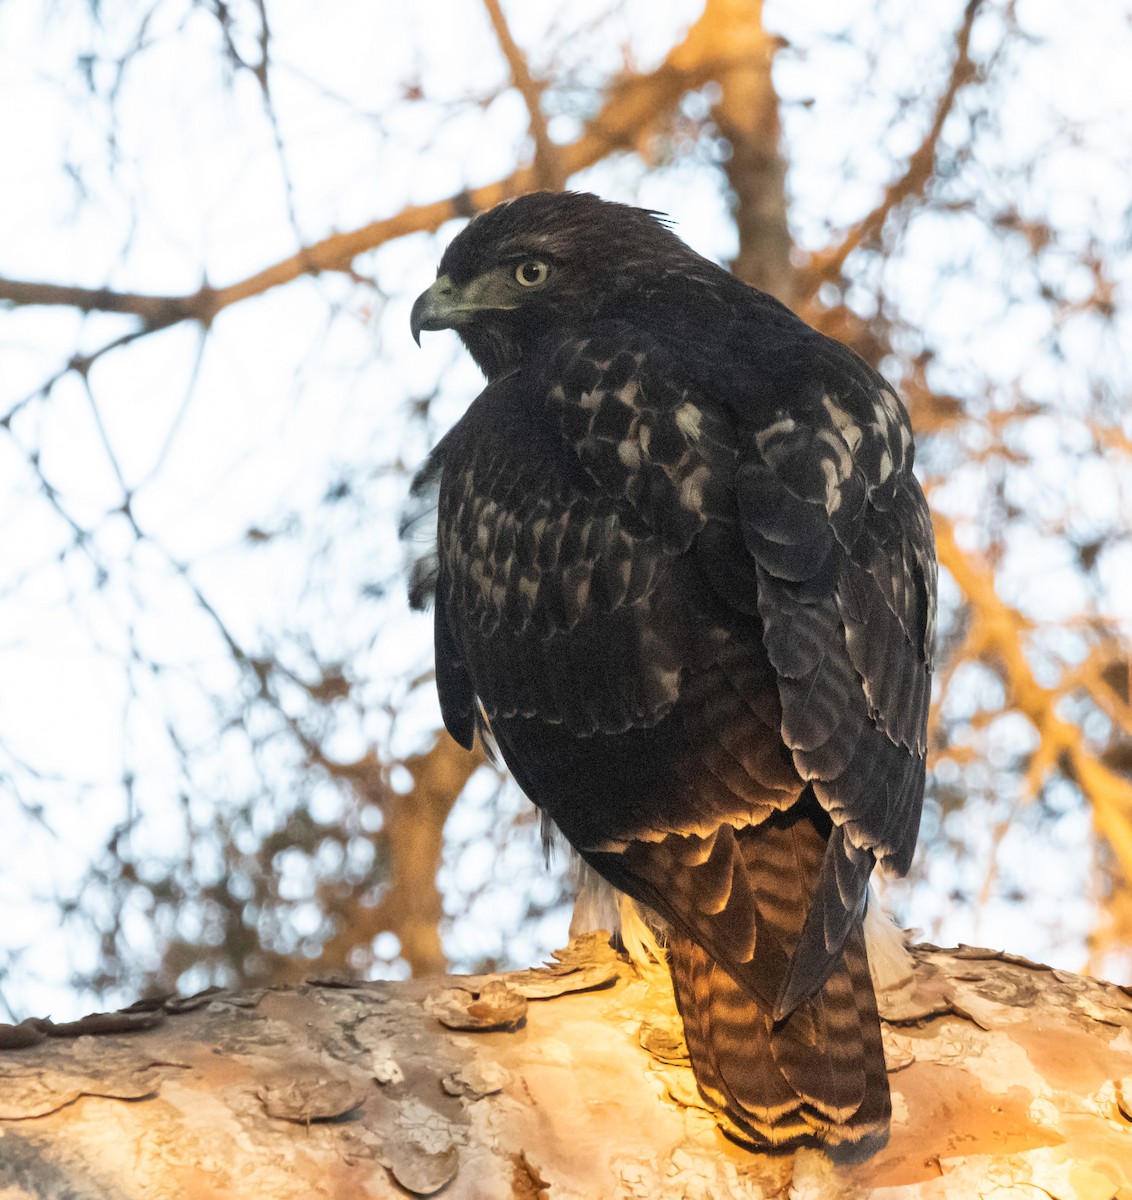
[569,858,622,940]
[863,883,916,1003]
[570,858,667,978]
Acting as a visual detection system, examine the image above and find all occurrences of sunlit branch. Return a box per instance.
[1064,644,1132,739]
[0,8,739,338]
[934,513,1132,884]
[303,736,486,979]
[482,0,564,191]
[699,0,794,305]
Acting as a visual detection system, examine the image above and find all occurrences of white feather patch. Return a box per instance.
[570,860,667,978]
[674,401,703,441]
[863,884,915,1003]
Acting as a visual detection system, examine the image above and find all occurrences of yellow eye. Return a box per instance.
[514,259,550,287]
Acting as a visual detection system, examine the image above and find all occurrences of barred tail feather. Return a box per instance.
[668,920,890,1152]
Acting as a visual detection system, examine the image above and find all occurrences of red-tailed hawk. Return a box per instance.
[407,191,936,1153]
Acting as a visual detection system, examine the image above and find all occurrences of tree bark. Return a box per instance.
[0,936,1129,1198]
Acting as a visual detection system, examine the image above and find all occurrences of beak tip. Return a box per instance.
[410,274,461,347]
[409,294,426,347]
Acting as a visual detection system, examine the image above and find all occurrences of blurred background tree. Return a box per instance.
[1,0,1129,1020]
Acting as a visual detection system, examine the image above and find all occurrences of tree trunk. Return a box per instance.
[0,936,1129,1198]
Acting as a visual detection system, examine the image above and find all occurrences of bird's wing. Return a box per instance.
[545,322,936,1014]
[737,355,936,1011]
[412,370,693,750]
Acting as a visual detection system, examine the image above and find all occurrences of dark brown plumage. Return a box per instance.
[406,191,936,1153]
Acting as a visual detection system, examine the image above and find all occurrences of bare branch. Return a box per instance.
[482,0,564,191]
[696,0,795,304]
[796,0,984,302]
[0,16,739,337]
[0,279,209,331]
[935,513,1132,885]
[3,941,1132,1194]
[304,737,487,979]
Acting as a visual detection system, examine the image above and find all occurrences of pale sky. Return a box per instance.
[1,0,1129,1018]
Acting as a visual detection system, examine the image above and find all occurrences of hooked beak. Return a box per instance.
[410,270,519,346]
[410,274,460,346]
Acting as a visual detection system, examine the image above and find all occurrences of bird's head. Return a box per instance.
[410,191,702,379]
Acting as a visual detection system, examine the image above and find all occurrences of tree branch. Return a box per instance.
[1,938,1131,1195]
[482,0,564,191]
[0,11,733,335]
[0,279,211,331]
[795,0,984,302]
[307,737,486,979]
[697,0,795,305]
[934,512,1132,886]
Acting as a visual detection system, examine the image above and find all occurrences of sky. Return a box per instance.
[1,0,1130,1018]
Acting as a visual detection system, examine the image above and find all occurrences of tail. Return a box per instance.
[668,917,890,1153]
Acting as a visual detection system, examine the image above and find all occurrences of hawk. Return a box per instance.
[407,191,936,1153]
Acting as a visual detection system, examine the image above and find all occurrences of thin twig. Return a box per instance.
[935,513,1132,884]
[796,0,984,302]
[0,11,731,334]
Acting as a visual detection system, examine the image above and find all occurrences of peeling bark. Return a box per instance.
[0,936,1129,1198]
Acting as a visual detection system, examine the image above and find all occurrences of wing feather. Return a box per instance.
[548,325,934,1001]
